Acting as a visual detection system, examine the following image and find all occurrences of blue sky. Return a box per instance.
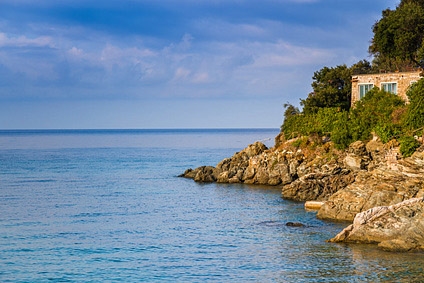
[0,0,398,129]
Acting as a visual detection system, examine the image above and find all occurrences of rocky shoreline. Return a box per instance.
[180,133,424,252]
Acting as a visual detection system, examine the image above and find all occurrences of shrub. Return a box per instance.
[330,111,352,149]
[403,78,424,132]
[291,137,309,148]
[349,88,405,141]
[399,136,420,157]
[373,122,402,143]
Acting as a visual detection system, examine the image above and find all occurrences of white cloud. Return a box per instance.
[99,44,156,64]
[252,41,335,67]
[68,46,84,57]
[0,32,54,48]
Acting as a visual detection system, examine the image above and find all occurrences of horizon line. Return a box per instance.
[0,127,280,132]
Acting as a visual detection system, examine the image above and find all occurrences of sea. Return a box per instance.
[0,128,423,282]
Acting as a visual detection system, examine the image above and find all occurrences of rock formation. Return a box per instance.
[180,137,356,201]
[317,146,424,222]
[329,197,424,252]
[180,133,424,251]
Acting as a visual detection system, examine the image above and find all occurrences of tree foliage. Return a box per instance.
[280,1,424,155]
[281,88,408,150]
[350,60,374,75]
[369,0,424,71]
[300,65,352,114]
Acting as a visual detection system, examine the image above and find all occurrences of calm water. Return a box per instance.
[0,129,423,282]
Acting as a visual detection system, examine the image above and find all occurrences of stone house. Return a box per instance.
[351,70,422,106]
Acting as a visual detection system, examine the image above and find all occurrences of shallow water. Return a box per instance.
[0,129,423,282]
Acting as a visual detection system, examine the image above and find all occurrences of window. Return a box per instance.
[359,84,373,99]
[381,82,397,94]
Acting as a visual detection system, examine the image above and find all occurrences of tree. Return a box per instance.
[282,103,300,119]
[369,1,424,71]
[351,59,373,75]
[300,65,352,114]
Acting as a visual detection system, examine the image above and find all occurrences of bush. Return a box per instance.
[373,122,402,143]
[331,111,352,149]
[403,78,424,132]
[291,137,309,148]
[399,136,420,157]
[349,88,405,141]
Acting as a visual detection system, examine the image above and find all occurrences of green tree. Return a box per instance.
[369,1,424,71]
[280,103,302,137]
[351,59,374,75]
[282,103,300,120]
[300,65,352,114]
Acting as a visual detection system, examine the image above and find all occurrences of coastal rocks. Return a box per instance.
[329,197,424,252]
[215,141,269,183]
[180,142,269,183]
[281,164,355,201]
[180,137,350,201]
[180,166,220,182]
[343,141,370,170]
[304,201,325,210]
[318,146,424,222]
[181,137,354,201]
[180,132,424,252]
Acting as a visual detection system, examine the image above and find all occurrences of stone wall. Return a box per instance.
[351,71,422,106]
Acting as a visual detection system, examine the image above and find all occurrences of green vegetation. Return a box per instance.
[370,0,424,71]
[300,65,352,114]
[281,0,424,156]
[403,78,424,135]
[399,136,421,157]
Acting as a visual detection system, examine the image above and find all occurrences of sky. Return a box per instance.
[0,0,399,129]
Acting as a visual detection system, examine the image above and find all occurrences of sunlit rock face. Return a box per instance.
[329,197,424,252]
[318,148,424,222]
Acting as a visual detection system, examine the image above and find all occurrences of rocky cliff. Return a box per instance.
[180,133,424,251]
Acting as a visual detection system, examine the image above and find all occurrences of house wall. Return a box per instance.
[351,71,422,106]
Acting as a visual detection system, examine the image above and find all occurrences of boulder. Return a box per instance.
[286,222,305,227]
[282,164,355,202]
[182,142,268,183]
[305,201,325,210]
[193,166,220,182]
[329,197,424,252]
[343,141,370,171]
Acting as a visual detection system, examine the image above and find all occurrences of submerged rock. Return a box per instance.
[285,222,306,227]
[329,197,424,252]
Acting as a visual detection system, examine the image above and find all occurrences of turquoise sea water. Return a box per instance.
[0,129,423,282]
